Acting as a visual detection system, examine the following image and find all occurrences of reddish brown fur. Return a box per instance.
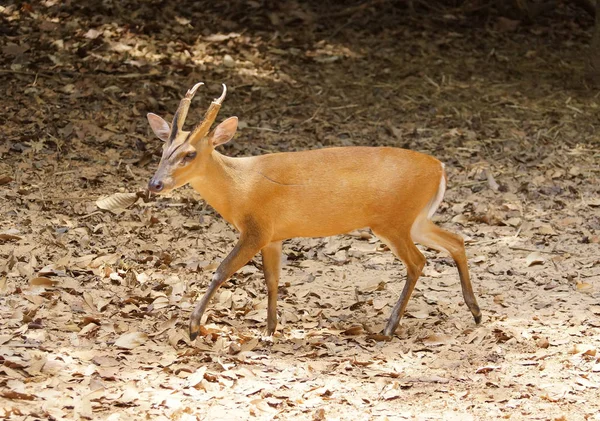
[189,147,441,240]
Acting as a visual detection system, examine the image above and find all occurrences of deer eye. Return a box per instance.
[180,151,196,166]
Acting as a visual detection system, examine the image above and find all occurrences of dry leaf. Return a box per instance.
[96,192,140,213]
[114,332,148,349]
[84,28,102,39]
[485,169,500,191]
[476,365,500,374]
[422,333,454,346]
[576,281,592,292]
[0,233,21,242]
[568,344,596,356]
[525,251,545,267]
[186,366,208,388]
[29,277,59,287]
[343,325,364,336]
[538,225,557,236]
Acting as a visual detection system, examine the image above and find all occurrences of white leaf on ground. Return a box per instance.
[114,332,148,349]
[96,192,139,213]
[525,251,545,267]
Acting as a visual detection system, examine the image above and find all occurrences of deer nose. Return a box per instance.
[148,179,164,193]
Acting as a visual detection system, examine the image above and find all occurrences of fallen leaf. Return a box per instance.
[96,192,140,213]
[525,251,545,267]
[476,365,500,374]
[343,325,364,336]
[83,28,102,39]
[538,225,557,236]
[576,281,592,292]
[0,233,21,242]
[1,390,36,401]
[114,332,148,349]
[30,277,59,287]
[186,366,208,388]
[422,333,454,346]
[568,344,596,356]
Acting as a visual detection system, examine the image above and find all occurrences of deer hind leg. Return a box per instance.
[411,217,482,324]
[372,227,426,337]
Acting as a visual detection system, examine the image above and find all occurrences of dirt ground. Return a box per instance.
[1,1,599,420]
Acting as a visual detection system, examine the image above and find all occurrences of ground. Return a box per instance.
[1,1,599,420]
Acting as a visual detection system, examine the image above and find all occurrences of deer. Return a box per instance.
[146,82,482,341]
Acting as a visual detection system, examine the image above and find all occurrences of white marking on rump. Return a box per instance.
[427,162,446,220]
[410,162,446,249]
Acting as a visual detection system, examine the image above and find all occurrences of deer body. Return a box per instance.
[147,83,481,341]
[190,147,441,240]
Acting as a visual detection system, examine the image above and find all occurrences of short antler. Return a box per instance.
[188,84,227,146]
[168,82,204,144]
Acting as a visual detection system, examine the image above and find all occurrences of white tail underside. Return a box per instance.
[427,162,446,220]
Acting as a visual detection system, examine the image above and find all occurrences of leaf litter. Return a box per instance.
[1,1,599,420]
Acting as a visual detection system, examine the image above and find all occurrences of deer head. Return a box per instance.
[146,83,237,193]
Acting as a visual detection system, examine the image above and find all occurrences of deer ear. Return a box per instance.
[147,113,171,142]
[210,117,238,147]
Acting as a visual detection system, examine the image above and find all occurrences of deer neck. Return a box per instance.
[189,151,243,224]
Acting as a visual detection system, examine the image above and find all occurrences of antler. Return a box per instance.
[168,82,204,144]
[188,84,227,146]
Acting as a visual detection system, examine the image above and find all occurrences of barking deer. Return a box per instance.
[146,83,481,340]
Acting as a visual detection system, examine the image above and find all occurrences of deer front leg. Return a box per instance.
[189,228,268,340]
[261,241,282,335]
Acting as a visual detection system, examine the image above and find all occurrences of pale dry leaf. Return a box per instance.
[540,383,569,402]
[538,225,557,236]
[422,333,454,346]
[587,198,600,207]
[0,233,21,242]
[407,308,430,320]
[576,281,593,292]
[240,337,259,352]
[114,332,148,349]
[525,251,545,267]
[151,317,178,337]
[372,297,388,310]
[485,169,500,191]
[250,398,278,415]
[452,214,469,225]
[568,344,596,356]
[150,296,169,310]
[30,277,59,287]
[84,28,102,39]
[575,376,599,389]
[475,365,500,374]
[186,366,208,388]
[204,32,240,42]
[96,192,139,213]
